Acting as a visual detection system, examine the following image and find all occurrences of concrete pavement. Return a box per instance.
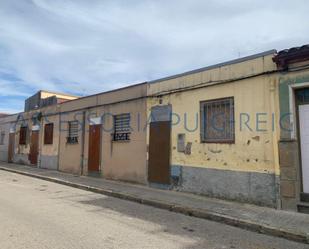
[1,162,309,245]
[1,170,308,249]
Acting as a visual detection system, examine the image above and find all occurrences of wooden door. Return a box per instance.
[8,133,15,163]
[299,104,309,193]
[88,124,101,172]
[29,131,39,165]
[148,121,171,184]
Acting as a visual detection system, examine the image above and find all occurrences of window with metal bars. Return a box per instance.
[0,132,5,145]
[67,121,79,144]
[200,97,235,143]
[44,123,54,145]
[113,113,131,141]
[19,126,28,145]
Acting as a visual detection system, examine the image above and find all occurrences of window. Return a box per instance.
[0,132,5,145]
[113,113,131,141]
[19,126,27,145]
[44,123,54,145]
[67,121,79,144]
[200,97,235,143]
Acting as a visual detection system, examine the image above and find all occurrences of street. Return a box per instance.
[0,171,308,249]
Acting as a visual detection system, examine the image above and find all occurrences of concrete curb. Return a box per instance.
[1,166,308,244]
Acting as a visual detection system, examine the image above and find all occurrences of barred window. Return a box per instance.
[113,113,131,141]
[67,121,79,144]
[200,97,235,143]
[19,126,28,145]
[0,132,5,145]
[44,123,54,145]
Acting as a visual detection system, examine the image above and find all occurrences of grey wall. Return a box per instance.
[40,155,58,170]
[171,165,278,208]
[0,151,8,162]
[13,154,30,165]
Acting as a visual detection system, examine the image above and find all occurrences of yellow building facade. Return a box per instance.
[146,51,281,207]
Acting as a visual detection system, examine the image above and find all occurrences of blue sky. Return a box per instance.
[0,0,308,113]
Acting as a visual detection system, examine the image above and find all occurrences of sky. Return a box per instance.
[0,0,308,113]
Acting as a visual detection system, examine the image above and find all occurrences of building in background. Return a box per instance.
[0,84,148,184]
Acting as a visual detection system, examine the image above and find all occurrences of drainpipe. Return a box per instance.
[57,111,61,171]
[80,111,86,176]
[270,77,281,209]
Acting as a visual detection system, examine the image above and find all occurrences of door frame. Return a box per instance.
[294,87,309,199]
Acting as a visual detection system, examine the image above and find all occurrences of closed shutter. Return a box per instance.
[44,123,54,144]
[19,127,27,145]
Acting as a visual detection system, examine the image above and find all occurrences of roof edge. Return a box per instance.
[149,49,277,84]
[39,90,80,98]
[59,81,147,106]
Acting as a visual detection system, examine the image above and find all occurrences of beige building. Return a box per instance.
[0,84,148,184]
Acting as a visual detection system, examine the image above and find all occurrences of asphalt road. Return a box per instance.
[0,171,308,249]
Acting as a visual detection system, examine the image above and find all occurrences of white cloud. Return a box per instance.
[0,0,308,112]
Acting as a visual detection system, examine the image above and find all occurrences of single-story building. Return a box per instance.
[1,44,309,213]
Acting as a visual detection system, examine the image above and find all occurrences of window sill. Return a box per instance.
[112,140,130,143]
[200,140,235,144]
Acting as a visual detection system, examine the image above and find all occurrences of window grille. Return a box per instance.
[0,132,5,145]
[67,121,79,144]
[19,126,27,145]
[200,97,235,143]
[113,113,131,141]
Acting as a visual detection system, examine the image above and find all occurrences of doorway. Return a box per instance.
[296,88,309,197]
[148,105,172,185]
[8,133,15,163]
[29,130,39,165]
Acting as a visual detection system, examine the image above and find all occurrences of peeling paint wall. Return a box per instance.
[0,114,19,162]
[147,53,281,206]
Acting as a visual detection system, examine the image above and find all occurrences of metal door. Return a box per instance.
[148,121,171,184]
[88,124,101,172]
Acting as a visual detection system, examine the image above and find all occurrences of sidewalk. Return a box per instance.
[1,162,309,244]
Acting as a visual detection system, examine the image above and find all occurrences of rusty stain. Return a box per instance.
[252,136,260,141]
